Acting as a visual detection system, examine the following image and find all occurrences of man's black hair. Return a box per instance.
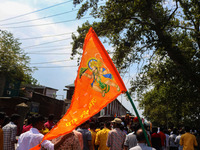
[152,126,158,133]
[136,129,146,142]
[160,126,165,132]
[90,122,96,129]
[32,114,44,126]
[27,115,33,125]
[185,126,190,132]
[10,114,20,122]
[0,112,5,120]
[105,121,111,128]
[48,114,54,121]
[173,128,178,134]
[81,120,90,128]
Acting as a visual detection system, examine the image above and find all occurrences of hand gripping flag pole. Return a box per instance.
[30,27,150,149]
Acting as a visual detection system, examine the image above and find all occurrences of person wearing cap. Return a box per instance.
[106,118,126,150]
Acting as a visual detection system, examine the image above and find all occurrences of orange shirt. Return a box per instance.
[95,128,110,150]
[180,132,198,150]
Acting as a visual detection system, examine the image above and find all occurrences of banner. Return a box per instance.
[31,27,127,149]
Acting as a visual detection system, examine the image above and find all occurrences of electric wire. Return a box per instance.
[22,37,72,49]
[0,0,73,22]
[21,27,124,49]
[1,16,93,29]
[27,53,72,55]
[31,65,77,68]
[27,45,71,49]
[28,48,72,53]
[30,59,77,64]
[1,9,79,26]
[19,32,77,40]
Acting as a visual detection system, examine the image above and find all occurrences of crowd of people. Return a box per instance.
[0,111,199,150]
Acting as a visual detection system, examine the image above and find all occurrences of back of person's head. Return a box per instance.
[32,114,44,127]
[89,122,95,130]
[99,122,104,130]
[130,124,135,132]
[160,126,164,132]
[136,128,146,142]
[10,114,20,122]
[105,121,111,129]
[2,115,10,126]
[163,128,169,135]
[180,130,185,134]
[27,115,33,125]
[48,114,54,121]
[152,126,158,133]
[184,126,190,132]
[173,128,178,134]
[0,112,5,120]
[81,120,90,129]
[0,112,5,125]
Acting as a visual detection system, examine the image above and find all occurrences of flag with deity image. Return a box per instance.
[31,27,127,150]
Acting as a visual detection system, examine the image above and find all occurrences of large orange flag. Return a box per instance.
[31,27,127,149]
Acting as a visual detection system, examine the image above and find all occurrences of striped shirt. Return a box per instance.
[107,128,126,150]
[2,122,17,150]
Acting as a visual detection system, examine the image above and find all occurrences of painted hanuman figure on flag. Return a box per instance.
[79,53,120,97]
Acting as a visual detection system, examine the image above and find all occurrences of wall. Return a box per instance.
[31,92,64,120]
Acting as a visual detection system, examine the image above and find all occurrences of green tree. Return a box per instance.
[137,57,200,128]
[71,0,200,127]
[0,30,37,85]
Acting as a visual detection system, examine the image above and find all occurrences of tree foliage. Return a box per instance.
[0,30,37,85]
[71,0,200,127]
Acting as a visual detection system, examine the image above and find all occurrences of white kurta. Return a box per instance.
[16,128,54,150]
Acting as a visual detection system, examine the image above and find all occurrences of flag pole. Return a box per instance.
[126,91,151,147]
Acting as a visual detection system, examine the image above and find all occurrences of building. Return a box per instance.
[0,82,64,132]
[64,83,129,121]
[23,84,58,98]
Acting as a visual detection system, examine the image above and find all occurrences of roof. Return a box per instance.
[65,83,75,88]
[23,84,58,91]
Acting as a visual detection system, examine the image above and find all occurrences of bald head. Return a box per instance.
[136,128,146,143]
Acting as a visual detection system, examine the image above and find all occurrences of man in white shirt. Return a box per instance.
[130,128,155,150]
[16,114,66,150]
[175,130,183,150]
[124,125,137,150]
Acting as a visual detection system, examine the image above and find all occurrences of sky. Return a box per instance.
[0,0,175,117]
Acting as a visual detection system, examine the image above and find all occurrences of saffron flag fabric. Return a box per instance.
[31,27,127,149]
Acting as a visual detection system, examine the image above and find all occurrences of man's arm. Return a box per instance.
[194,136,198,147]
